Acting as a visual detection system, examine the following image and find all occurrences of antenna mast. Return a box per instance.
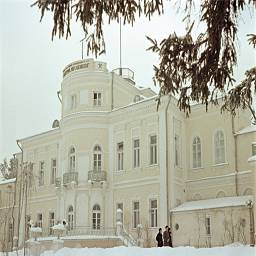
[119,17,122,75]
[80,35,86,60]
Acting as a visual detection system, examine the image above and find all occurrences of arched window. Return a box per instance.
[92,204,101,230]
[69,146,76,171]
[67,205,74,231]
[93,145,102,171]
[243,188,253,195]
[192,136,202,168]
[133,95,141,103]
[214,131,225,164]
[216,191,226,198]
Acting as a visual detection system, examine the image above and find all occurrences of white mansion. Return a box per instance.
[0,58,255,249]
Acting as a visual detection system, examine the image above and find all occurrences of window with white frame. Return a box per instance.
[117,142,124,171]
[39,161,44,186]
[116,202,123,223]
[150,199,157,227]
[133,139,140,168]
[92,204,101,230]
[192,136,202,168]
[71,94,77,109]
[50,159,57,184]
[214,130,225,164]
[93,92,102,106]
[37,213,42,228]
[93,145,102,171]
[67,205,74,231]
[69,147,76,171]
[49,212,55,235]
[174,134,180,167]
[205,217,211,236]
[133,201,140,228]
[150,135,157,165]
[252,144,256,156]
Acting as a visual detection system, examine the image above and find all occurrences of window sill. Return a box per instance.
[148,163,158,168]
[212,162,229,167]
[191,167,204,171]
[114,170,125,175]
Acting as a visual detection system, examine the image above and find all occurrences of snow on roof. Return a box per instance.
[52,224,66,231]
[248,155,256,162]
[236,125,256,135]
[0,178,16,185]
[170,195,253,213]
[18,128,60,143]
[30,227,42,233]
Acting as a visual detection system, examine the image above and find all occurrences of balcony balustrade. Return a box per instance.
[88,170,107,182]
[112,68,135,83]
[35,226,117,239]
[63,172,78,186]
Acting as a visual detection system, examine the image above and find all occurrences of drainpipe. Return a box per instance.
[16,140,24,252]
[231,116,238,196]
[111,72,114,110]
[165,96,172,225]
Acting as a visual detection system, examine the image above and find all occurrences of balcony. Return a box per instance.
[63,172,78,186]
[88,170,107,183]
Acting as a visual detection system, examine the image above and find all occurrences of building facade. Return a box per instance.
[0,58,255,249]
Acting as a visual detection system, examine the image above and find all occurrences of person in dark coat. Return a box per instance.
[163,225,170,246]
[156,228,163,247]
[168,227,173,247]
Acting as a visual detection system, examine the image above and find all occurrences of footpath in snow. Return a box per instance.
[2,244,254,256]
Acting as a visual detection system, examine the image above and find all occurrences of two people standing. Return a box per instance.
[156,226,172,247]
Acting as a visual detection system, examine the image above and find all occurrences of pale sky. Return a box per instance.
[0,0,255,160]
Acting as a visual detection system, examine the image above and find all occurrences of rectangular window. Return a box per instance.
[0,190,2,206]
[51,159,57,184]
[39,161,44,186]
[117,142,124,171]
[205,217,211,235]
[150,135,157,165]
[150,199,157,227]
[49,212,55,235]
[133,201,140,228]
[174,134,180,167]
[133,139,140,168]
[37,213,43,228]
[25,215,31,240]
[252,144,256,156]
[71,94,77,109]
[93,92,102,106]
[116,203,124,223]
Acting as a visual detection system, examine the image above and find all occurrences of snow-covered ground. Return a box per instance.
[1,244,255,256]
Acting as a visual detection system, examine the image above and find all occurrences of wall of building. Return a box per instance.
[6,59,254,248]
[172,206,251,247]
